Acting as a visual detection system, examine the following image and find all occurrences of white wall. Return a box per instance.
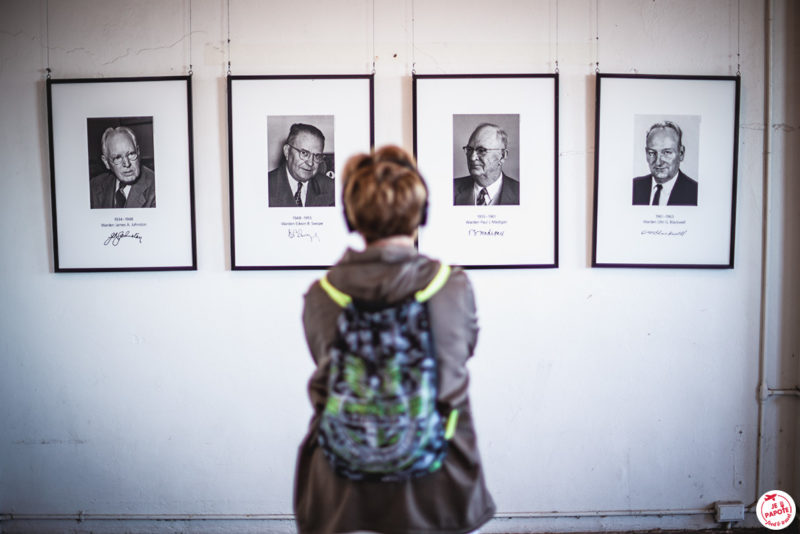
[0,1,797,533]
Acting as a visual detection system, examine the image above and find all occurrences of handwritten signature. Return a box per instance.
[641,229,687,237]
[104,231,143,246]
[468,229,504,237]
[288,229,320,242]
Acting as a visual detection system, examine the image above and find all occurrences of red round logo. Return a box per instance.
[757,490,795,530]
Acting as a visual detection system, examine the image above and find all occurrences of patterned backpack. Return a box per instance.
[316,263,459,481]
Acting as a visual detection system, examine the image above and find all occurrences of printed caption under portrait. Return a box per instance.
[281,214,324,244]
[101,216,146,247]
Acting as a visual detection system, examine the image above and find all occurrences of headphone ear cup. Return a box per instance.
[419,200,428,227]
[344,206,355,232]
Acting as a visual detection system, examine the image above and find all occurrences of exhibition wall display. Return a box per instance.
[227,75,374,269]
[47,76,197,272]
[48,73,740,272]
[592,74,740,268]
[413,74,559,268]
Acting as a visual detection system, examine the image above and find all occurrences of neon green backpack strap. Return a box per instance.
[319,274,352,308]
[320,263,450,307]
[416,263,456,440]
[414,263,451,303]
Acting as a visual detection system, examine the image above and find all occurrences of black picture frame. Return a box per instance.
[413,73,559,269]
[592,73,740,268]
[47,76,197,272]
[227,74,375,270]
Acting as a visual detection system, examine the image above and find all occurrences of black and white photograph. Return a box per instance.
[631,115,700,207]
[87,116,156,210]
[47,77,196,272]
[228,75,373,269]
[592,74,740,268]
[266,115,335,208]
[414,74,558,268]
[452,114,520,207]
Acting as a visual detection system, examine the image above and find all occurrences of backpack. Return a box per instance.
[316,263,459,482]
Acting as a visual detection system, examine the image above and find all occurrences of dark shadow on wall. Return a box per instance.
[774,0,800,501]
[38,78,55,273]
[219,75,232,271]
[586,74,596,268]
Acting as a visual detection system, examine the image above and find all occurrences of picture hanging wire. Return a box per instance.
[594,0,599,73]
[227,0,231,75]
[554,0,559,73]
[187,0,193,75]
[411,0,416,74]
[45,0,51,78]
[736,0,741,76]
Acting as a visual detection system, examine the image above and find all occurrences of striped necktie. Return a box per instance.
[476,188,488,206]
[115,188,127,208]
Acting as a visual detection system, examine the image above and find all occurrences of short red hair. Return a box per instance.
[341,146,428,244]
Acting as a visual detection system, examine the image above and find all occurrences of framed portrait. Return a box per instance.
[592,74,740,268]
[47,76,196,272]
[413,74,558,268]
[228,75,374,270]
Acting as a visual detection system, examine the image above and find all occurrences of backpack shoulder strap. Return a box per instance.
[414,263,451,303]
[319,263,451,307]
[319,274,352,308]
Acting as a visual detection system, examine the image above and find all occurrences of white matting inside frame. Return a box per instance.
[49,79,194,270]
[229,77,371,268]
[594,76,738,267]
[415,76,557,267]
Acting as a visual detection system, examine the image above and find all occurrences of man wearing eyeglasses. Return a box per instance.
[454,123,519,206]
[90,126,156,209]
[268,123,335,208]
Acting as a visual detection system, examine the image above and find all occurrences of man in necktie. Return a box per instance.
[453,123,520,206]
[268,123,335,208]
[90,125,156,209]
[632,121,698,206]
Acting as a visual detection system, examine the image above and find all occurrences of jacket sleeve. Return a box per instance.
[302,282,342,414]
[428,268,479,409]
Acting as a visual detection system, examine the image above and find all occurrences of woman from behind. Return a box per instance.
[294,145,495,534]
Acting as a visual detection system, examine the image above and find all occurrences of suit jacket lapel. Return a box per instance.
[102,175,116,207]
[455,180,474,205]
[127,180,145,208]
[498,175,513,205]
[278,166,296,206]
[667,171,694,206]
[124,169,154,207]
[633,176,652,205]
[304,175,320,206]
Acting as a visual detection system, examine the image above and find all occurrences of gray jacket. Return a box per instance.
[294,244,495,534]
[90,166,156,209]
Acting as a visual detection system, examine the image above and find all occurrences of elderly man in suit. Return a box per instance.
[268,123,334,207]
[90,126,155,209]
[453,123,519,206]
[632,121,698,206]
